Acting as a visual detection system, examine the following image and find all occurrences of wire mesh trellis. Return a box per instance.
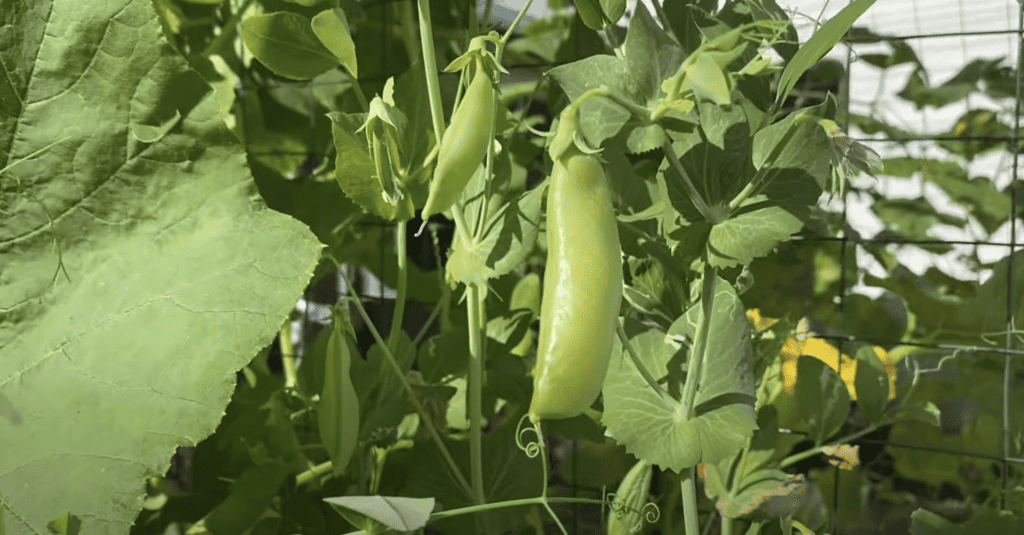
[228,0,1024,532]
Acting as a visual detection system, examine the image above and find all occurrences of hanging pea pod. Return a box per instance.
[607,459,655,535]
[421,38,504,219]
[356,77,407,204]
[528,107,623,422]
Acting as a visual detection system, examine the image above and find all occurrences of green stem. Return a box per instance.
[678,262,718,535]
[680,467,701,535]
[418,0,446,146]
[427,224,453,332]
[411,296,444,347]
[778,424,879,469]
[728,111,809,210]
[450,201,474,255]
[616,322,671,400]
[533,422,569,535]
[279,324,298,390]
[433,496,599,521]
[466,283,487,505]
[295,460,333,487]
[663,139,715,221]
[336,268,475,499]
[351,75,369,112]
[499,0,534,46]
[387,222,408,356]
[721,514,734,535]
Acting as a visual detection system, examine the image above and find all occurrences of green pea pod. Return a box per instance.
[607,459,654,535]
[528,139,622,422]
[421,61,495,219]
[509,273,541,357]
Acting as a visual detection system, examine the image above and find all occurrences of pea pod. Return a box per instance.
[528,114,622,422]
[509,273,541,357]
[607,459,654,535]
[421,59,495,219]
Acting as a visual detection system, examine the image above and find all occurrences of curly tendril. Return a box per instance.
[642,501,661,524]
[604,490,661,534]
[515,413,542,458]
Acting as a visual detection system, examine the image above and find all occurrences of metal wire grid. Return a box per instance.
[822,0,1023,529]
[227,0,1024,531]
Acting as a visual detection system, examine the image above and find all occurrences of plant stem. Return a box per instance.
[411,297,444,347]
[279,323,298,390]
[466,283,486,505]
[351,78,369,112]
[721,514,734,535]
[427,224,453,331]
[778,424,879,469]
[330,496,606,534]
[418,0,446,146]
[336,268,475,499]
[663,139,714,221]
[678,261,718,534]
[616,322,671,400]
[499,0,534,46]
[680,468,701,535]
[387,222,408,356]
[727,111,808,211]
[295,460,333,487]
[679,268,715,417]
[433,496,599,520]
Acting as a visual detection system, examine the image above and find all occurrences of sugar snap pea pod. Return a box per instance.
[528,114,622,422]
[607,459,654,535]
[421,58,495,219]
[509,273,540,357]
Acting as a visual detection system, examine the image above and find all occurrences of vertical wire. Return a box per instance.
[1001,0,1024,511]
[833,10,855,531]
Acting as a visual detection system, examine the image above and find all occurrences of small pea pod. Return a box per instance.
[607,459,654,535]
[509,273,540,357]
[421,59,495,219]
[528,112,622,422]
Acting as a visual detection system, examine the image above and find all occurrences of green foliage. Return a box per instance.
[602,277,758,472]
[241,12,341,80]
[319,312,360,475]
[775,0,877,106]
[8,0,1022,533]
[795,357,851,445]
[0,3,322,535]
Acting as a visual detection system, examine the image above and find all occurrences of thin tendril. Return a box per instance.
[515,416,568,535]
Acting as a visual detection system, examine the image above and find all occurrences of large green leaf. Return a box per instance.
[0,1,322,533]
[445,174,543,288]
[602,277,757,472]
[240,12,340,81]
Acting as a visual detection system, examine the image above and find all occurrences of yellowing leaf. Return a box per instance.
[750,311,898,401]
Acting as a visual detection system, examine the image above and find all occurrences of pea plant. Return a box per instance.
[4,0,1023,534]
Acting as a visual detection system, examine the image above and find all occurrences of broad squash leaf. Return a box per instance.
[0,1,322,534]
